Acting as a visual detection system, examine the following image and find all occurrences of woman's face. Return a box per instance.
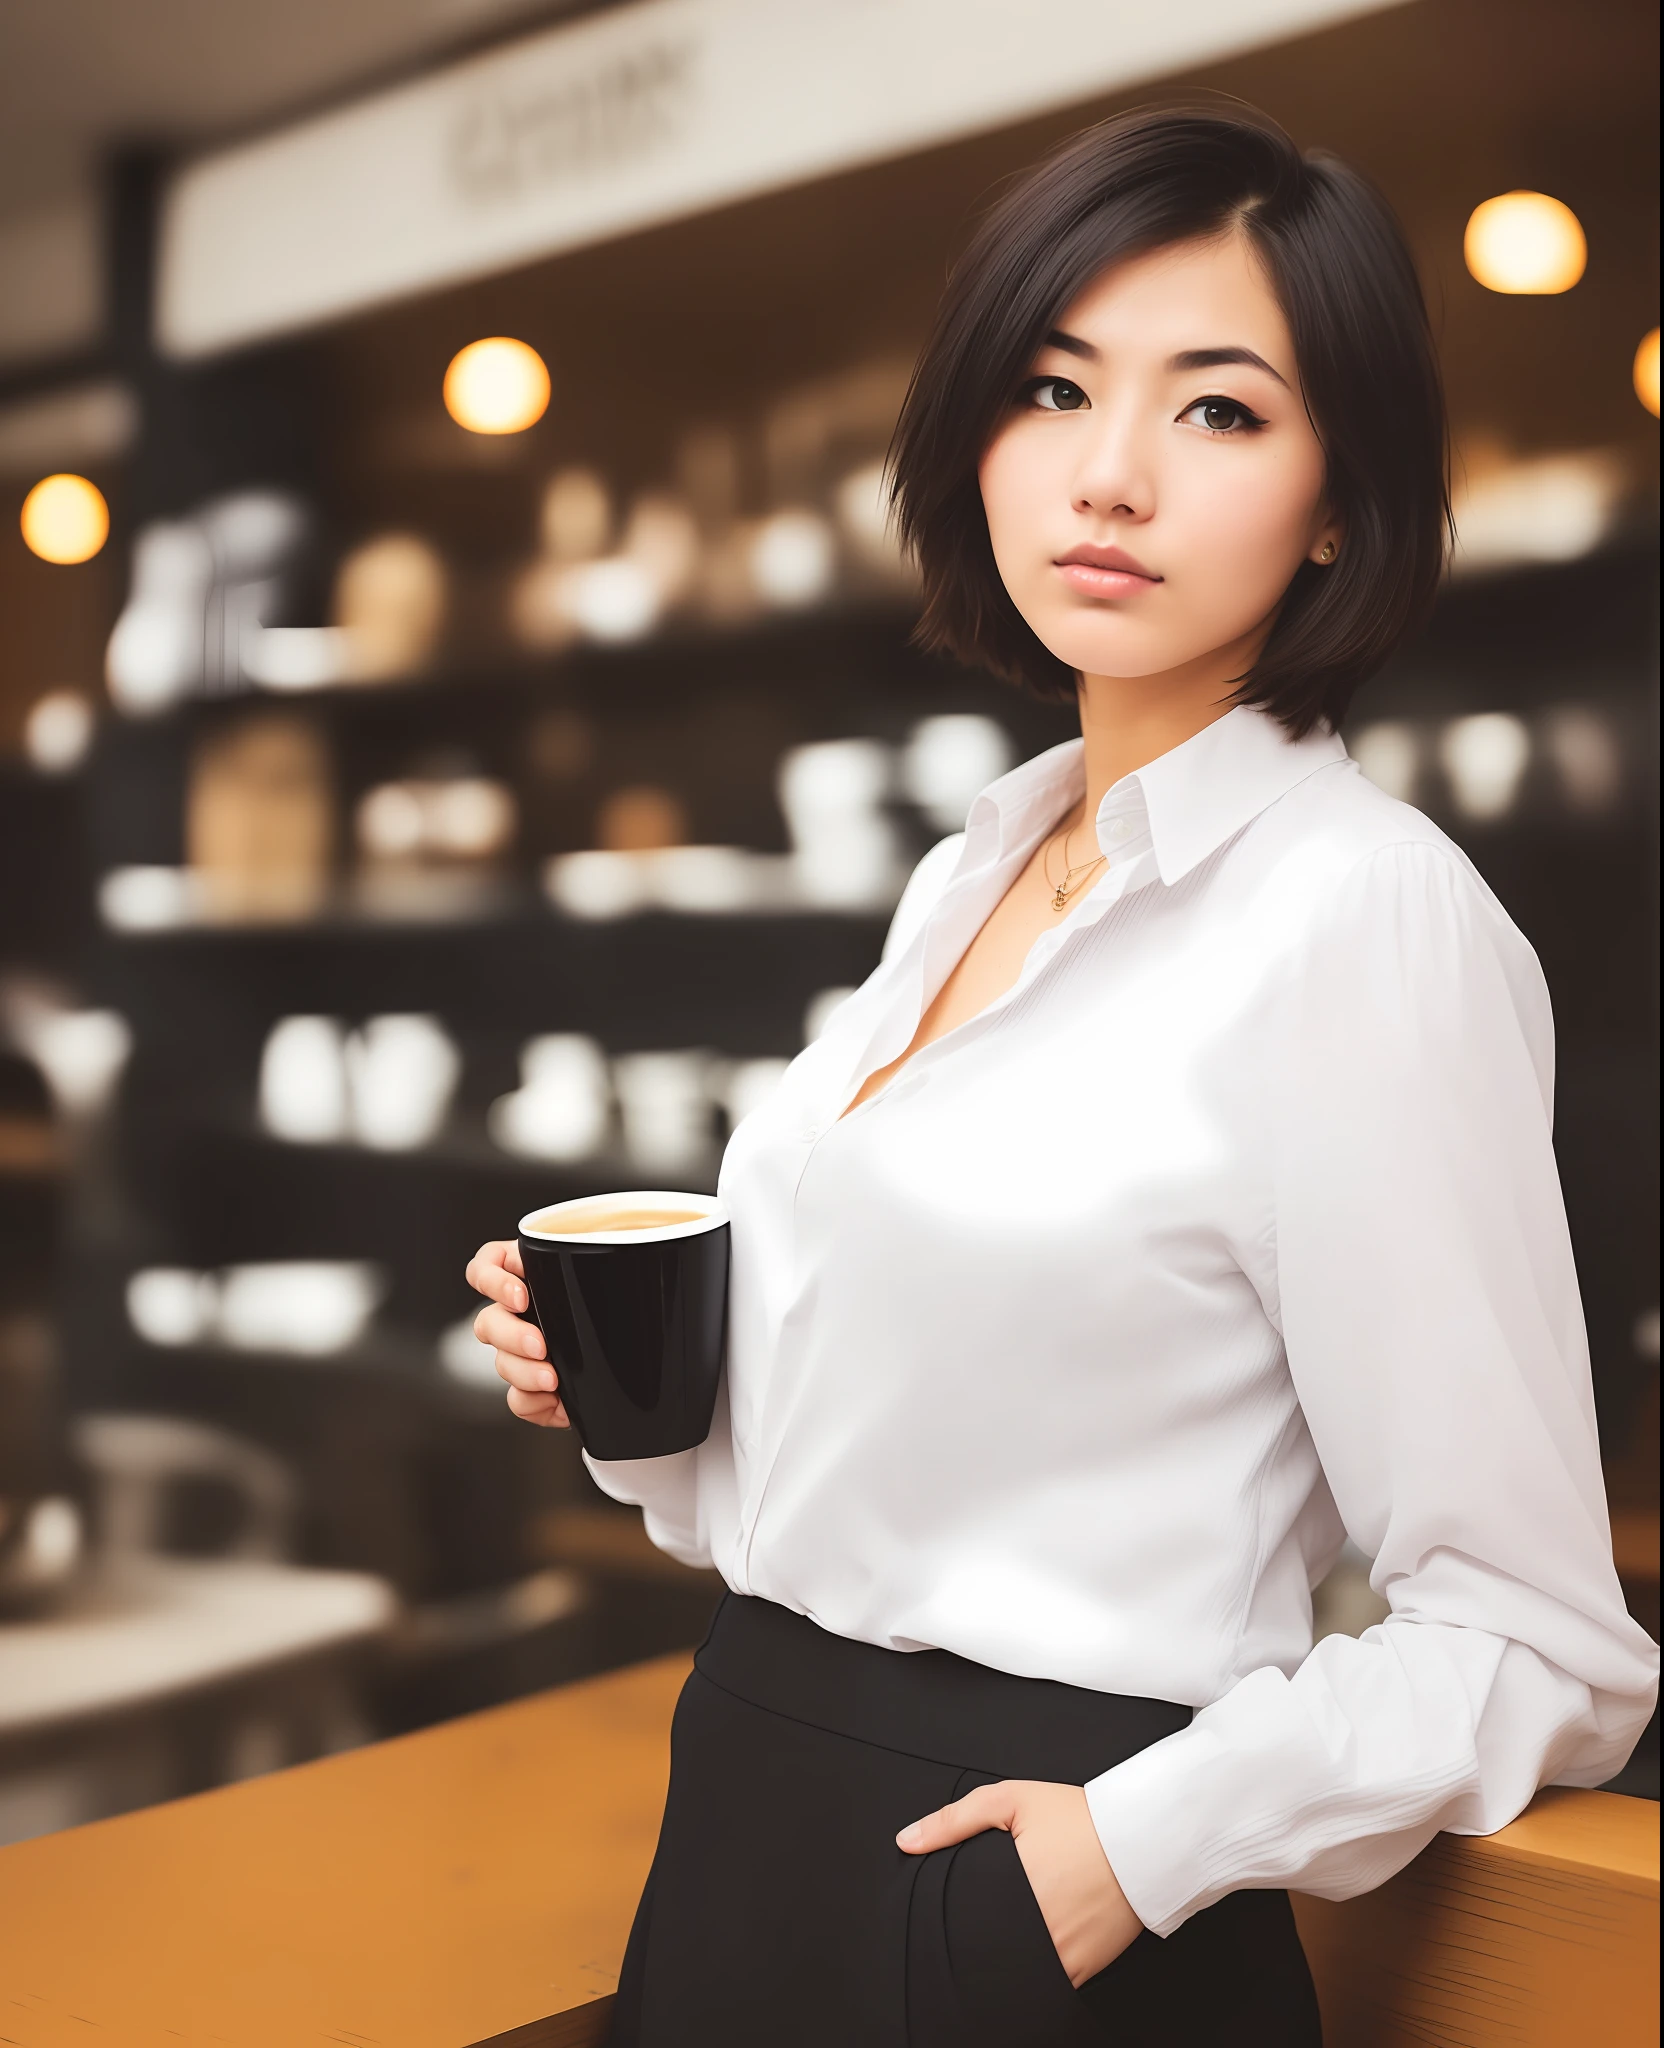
[978,231,1339,685]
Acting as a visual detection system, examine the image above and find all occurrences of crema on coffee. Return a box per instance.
[527,1204,708,1235]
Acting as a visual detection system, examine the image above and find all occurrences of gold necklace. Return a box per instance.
[1042,820,1107,912]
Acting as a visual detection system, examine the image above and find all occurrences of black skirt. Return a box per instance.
[609,1594,1322,2047]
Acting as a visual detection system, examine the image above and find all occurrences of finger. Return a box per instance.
[465,1242,531,1315]
[483,1332,554,1395]
[494,1344,559,1396]
[505,1385,570,1428]
[463,1240,510,1294]
[896,1783,1018,1854]
[475,1301,546,1361]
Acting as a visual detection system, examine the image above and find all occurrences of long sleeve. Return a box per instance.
[1085,841,1659,1937]
[582,1428,711,1568]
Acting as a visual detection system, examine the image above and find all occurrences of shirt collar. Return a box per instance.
[965,705,1348,888]
[1128,705,1348,885]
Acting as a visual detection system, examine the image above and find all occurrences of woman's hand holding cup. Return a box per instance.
[465,1239,571,1429]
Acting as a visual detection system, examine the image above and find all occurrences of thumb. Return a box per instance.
[896,1782,1017,1856]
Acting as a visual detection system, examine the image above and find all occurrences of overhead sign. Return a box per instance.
[157,0,1396,359]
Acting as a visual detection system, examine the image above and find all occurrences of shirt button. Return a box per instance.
[1106,817,1132,844]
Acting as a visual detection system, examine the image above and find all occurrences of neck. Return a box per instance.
[1072,628,1261,828]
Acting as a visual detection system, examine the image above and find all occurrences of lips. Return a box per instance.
[1056,544,1160,576]
[1054,544,1162,598]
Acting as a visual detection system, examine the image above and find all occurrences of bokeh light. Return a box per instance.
[750,509,836,608]
[1635,328,1660,417]
[1439,712,1531,820]
[1463,192,1586,295]
[24,688,96,773]
[442,337,550,434]
[20,473,110,563]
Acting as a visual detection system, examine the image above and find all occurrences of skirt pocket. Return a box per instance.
[904,1777,1102,2048]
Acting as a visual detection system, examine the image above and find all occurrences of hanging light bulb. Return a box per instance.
[443,338,550,434]
[1463,192,1586,295]
[1635,329,1660,417]
[20,473,109,563]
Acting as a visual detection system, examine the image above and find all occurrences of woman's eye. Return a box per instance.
[1180,395,1266,434]
[1027,377,1089,413]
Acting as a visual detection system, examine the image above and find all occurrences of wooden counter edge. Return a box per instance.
[1466,1781,1659,1892]
[471,2005,616,2048]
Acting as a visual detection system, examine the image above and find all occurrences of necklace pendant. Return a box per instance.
[1051,886,1069,911]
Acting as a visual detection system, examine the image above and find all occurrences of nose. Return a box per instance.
[1069,403,1155,525]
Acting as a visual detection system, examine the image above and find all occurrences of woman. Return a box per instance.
[468,107,1658,2046]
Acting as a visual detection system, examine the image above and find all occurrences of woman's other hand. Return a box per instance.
[896,1780,1142,1987]
[465,1239,570,1428]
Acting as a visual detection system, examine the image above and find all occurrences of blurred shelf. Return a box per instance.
[95,896,898,944]
[127,1329,512,1414]
[94,594,929,730]
[97,883,543,940]
[1611,1509,1661,1587]
[188,1121,723,1199]
[92,907,889,1053]
[0,1118,59,1178]
[155,1124,721,1311]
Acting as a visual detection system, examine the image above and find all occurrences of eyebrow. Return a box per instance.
[1044,330,1291,391]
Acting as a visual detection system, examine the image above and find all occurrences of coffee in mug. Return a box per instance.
[526,1203,707,1235]
[516,1190,729,1460]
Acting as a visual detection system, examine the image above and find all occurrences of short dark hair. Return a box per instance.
[889,104,1451,737]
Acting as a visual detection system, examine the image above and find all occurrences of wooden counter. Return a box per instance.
[0,1653,690,2048]
[0,1650,1655,2048]
[1292,1786,1658,2045]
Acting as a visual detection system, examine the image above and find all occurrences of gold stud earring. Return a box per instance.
[1318,541,1338,563]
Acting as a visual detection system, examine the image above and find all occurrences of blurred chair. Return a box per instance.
[74,1412,294,1559]
[0,1412,395,1848]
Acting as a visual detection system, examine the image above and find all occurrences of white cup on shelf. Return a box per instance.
[216,1261,384,1356]
[346,1013,460,1151]
[900,715,1013,833]
[543,850,651,921]
[258,1016,350,1144]
[777,740,902,910]
[613,1052,714,1176]
[126,1267,219,1347]
[646,846,757,914]
[489,1033,611,1163]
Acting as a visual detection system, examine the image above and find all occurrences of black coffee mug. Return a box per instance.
[517,1191,729,1460]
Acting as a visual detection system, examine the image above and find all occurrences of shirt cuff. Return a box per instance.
[1084,1723,1226,1938]
[580,1448,709,1569]
[580,1446,691,1507]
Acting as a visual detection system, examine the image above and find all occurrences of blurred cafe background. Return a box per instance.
[0,0,1657,1844]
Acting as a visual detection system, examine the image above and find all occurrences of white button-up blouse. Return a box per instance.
[587,704,1659,1937]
